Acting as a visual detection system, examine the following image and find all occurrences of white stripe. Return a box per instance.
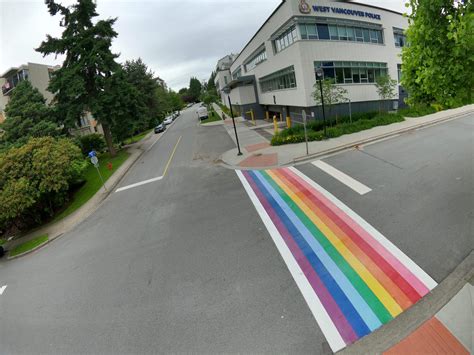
[236,170,346,352]
[0,285,7,295]
[312,160,372,195]
[289,167,438,290]
[115,176,163,193]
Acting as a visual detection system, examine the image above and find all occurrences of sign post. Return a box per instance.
[302,110,309,155]
[228,96,243,156]
[89,151,107,192]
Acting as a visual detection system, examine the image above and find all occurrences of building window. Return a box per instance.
[244,48,267,71]
[274,25,297,53]
[394,29,407,47]
[300,23,384,44]
[314,61,388,84]
[232,68,242,80]
[259,66,296,93]
[397,64,402,82]
[224,76,228,85]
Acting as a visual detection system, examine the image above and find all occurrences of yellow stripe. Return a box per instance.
[162,135,182,177]
[267,170,403,317]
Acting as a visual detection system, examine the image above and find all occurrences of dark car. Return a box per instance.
[154,123,166,134]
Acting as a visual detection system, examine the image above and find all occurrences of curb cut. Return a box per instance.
[218,110,472,170]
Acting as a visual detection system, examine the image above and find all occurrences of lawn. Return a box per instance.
[52,150,130,222]
[201,110,222,124]
[123,129,152,145]
[9,234,49,257]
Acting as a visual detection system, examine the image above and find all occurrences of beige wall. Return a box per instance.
[27,62,55,103]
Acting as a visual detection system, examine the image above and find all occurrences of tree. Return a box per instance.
[168,91,184,111]
[206,71,218,98]
[313,79,348,123]
[122,58,160,129]
[0,137,85,231]
[1,80,58,146]
[402,0,473,108]
[188,77,202,102]
[36,0,120,156]
[95,68,147,142]
[375,74,397,112]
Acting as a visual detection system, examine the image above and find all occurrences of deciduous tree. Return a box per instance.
[375,74,397,112]
[402,0,473,107]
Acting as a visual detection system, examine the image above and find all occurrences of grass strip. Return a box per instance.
[123,129,152,145]
[201,110,222,124]
[52,150,130,222]
[10,234,49,257]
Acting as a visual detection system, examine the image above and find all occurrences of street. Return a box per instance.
[0,107,472,353]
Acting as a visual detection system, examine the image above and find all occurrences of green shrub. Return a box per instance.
[77,133,106,155]
[0,137,86,231]
[399,105,437,117]
[271,112,404,146]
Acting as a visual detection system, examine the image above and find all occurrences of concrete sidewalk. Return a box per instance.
[4,130,160,258]
[220,104,474,169]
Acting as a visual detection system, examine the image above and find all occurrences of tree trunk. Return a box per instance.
[102,123,116,157]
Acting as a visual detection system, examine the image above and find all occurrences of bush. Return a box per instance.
[77,133,106,155]
[0,137,86,231]
[398,105,437,117]
[271,112,404,146]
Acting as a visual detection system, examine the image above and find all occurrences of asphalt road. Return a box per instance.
[0,109,472,353]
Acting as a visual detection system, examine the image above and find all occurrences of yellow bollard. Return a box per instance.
[251,109,256,126]
[286,116,291,128]
[265,111,270,121]
[280,113,283,122]
[273,115,278,134]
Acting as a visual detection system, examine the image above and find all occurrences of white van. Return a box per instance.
[196,106,208,121]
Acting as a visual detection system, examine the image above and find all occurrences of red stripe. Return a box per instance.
[243,171,358,344]
[280,168,423,304]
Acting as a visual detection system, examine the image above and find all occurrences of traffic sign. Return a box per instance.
[91,156,99,166]
[88,150,97,158]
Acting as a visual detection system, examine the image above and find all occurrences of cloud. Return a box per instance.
[0,0,408,90]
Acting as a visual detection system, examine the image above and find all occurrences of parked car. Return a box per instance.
[154,123,166,133]
[196,106,208,120]
[163,116,173,125]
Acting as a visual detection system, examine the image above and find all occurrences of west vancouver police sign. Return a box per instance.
[298,1,382,20]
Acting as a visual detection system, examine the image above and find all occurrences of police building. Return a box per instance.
[214,0,408,122]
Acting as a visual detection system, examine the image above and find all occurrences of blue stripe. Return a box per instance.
[249,170,372,337]
[256,171,382,331]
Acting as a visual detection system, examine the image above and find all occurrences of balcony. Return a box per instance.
[1,69,29,96]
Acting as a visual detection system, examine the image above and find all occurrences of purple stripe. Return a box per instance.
[243,171,357,344]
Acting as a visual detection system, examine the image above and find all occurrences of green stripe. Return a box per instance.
[261,171,393,324]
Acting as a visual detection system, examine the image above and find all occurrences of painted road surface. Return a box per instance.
[237,167,437,352]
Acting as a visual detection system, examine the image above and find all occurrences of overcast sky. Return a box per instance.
[0,0,407,91]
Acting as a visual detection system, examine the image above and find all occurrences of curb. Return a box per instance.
[292,110,472,165]
[340,251,474,354]
[218,110,472,170]
[3,129,161,261]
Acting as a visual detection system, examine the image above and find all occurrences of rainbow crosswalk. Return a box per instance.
[237,167,437,352]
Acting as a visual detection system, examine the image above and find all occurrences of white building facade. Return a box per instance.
[214,54,237,106]
[222,0,407,121]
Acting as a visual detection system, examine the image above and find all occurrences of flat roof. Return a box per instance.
[232,0,405,67]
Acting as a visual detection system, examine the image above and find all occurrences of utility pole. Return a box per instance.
[228,96,243,156]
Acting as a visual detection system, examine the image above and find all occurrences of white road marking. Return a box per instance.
[0,285,7,295]
[289,167,437,290]
[312,160,372,195]
[236,170,346,352]
[115,176,163,193]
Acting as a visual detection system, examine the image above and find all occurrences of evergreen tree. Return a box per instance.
[36,0,120,156]
[1,80,58,145]
[188,77,202,102]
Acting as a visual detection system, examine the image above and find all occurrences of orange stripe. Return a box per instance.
[384,317,469,354]
[273,169,413,310]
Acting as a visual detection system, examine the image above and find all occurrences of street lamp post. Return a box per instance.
[315,68,327,137]
[228,96,243,156]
